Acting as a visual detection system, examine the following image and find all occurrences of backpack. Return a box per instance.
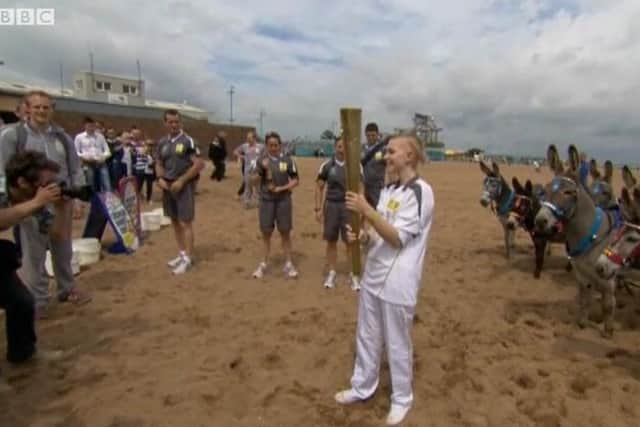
[15,122,73,182]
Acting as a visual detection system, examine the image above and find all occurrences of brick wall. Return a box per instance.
[53,112,253,157]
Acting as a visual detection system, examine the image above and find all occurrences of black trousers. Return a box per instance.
[211,160,226,181]
[0,240,37,365]
[136,173,154,202]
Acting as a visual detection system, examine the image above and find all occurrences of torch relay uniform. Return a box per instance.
[339,176,434,425]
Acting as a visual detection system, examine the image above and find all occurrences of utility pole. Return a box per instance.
[227,85,235,124]
[59,62,64,94]
[258,109,266,139]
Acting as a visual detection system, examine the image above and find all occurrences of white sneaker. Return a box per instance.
[253,262,267,279]
[283,261,299,279]
[334,389,362,405]
[349,274,361,291]
[172,258,192,275]
[323,270,337,289]
[33,349,64,362]
[386,404,411,426]
[167,254,184,268]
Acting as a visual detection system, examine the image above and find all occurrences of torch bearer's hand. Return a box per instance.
[345,224,369,244]
[345,191,369,215]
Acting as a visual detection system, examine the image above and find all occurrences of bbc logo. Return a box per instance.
[0,8,55,26]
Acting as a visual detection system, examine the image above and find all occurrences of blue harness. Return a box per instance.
[497,190,515,216]
[608,205,624,229]
[566,207,605,258]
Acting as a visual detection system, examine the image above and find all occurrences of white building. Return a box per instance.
[73,71,146,107]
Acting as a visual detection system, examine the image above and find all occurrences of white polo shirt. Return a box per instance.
[361,176,434,307]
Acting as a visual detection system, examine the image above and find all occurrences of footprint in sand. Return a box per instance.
[569,374,597,397]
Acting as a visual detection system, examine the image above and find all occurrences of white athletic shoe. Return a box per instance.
[172,258,192,275]
[334,389,362,405]
[253,262,267,279]
[283,261,299,279]
[167,254,184,268]
[349,274,361,291]
[386,404,411,426]
[323,270,337,289]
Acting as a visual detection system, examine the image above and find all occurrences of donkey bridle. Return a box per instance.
[603,222,640,267]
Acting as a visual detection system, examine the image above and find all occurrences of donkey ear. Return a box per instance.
[547,145,562,175]
[621,187,631,205]
[479,160,491,176]
[604,160,613,184]
[525,180,533,194]
[589,159,600,180]
[622,165,637,189]
[512,177,524,194]
[620,188,634,222]
[491,161,500,176]
[567,145,580,172]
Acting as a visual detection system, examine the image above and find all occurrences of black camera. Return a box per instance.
[59,181,93,202]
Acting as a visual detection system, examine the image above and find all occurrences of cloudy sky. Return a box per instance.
[1,0,639,161]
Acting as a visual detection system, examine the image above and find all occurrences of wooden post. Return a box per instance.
[340,108,362,276]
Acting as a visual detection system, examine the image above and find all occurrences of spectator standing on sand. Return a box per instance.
[234,130,264,209]
[155,109,204,275]
[0,90,92,318]
[315,136,361,291]
[250,132,299,279]
[361,122,387,208]
[74,117,112,192]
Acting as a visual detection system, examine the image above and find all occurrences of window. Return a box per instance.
[76,80,83,89]
[123,84,138,95]
[104,82,111,91]
[96,81,103,90]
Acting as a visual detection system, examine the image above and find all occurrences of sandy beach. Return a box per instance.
[1,158,639,427]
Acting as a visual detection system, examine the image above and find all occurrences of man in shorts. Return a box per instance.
[155,109,204,275]
[315,136,361,290]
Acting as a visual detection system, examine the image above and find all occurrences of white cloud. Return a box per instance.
[0,0,638,161]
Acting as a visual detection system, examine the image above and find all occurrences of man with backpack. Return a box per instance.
[0,90,92,319]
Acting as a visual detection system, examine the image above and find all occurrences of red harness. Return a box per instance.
[603,222,640,266]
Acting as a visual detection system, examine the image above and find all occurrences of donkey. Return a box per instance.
[588,159,625,228]
[511,177,568,278]
[595,187,640,280]
[535,144,618,337]
[479,161,517,258]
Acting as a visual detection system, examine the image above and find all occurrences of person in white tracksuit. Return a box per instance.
[335,134,434,426]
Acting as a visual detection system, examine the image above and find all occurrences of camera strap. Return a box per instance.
[16,122,74,184]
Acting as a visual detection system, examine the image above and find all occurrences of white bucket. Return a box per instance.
[45,250,81,277]
[72,238,101,266]
[141,211,162,231]
[152,208,171,226]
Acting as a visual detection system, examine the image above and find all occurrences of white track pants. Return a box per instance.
[350,288,415,407]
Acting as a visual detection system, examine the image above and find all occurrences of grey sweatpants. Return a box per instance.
[242,171,257,204]
[18,206,75,307]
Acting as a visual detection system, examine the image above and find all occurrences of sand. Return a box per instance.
[1,159,639,427]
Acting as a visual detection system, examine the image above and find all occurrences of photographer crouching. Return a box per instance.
[0,151,73,392]
[0,90,92,319]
